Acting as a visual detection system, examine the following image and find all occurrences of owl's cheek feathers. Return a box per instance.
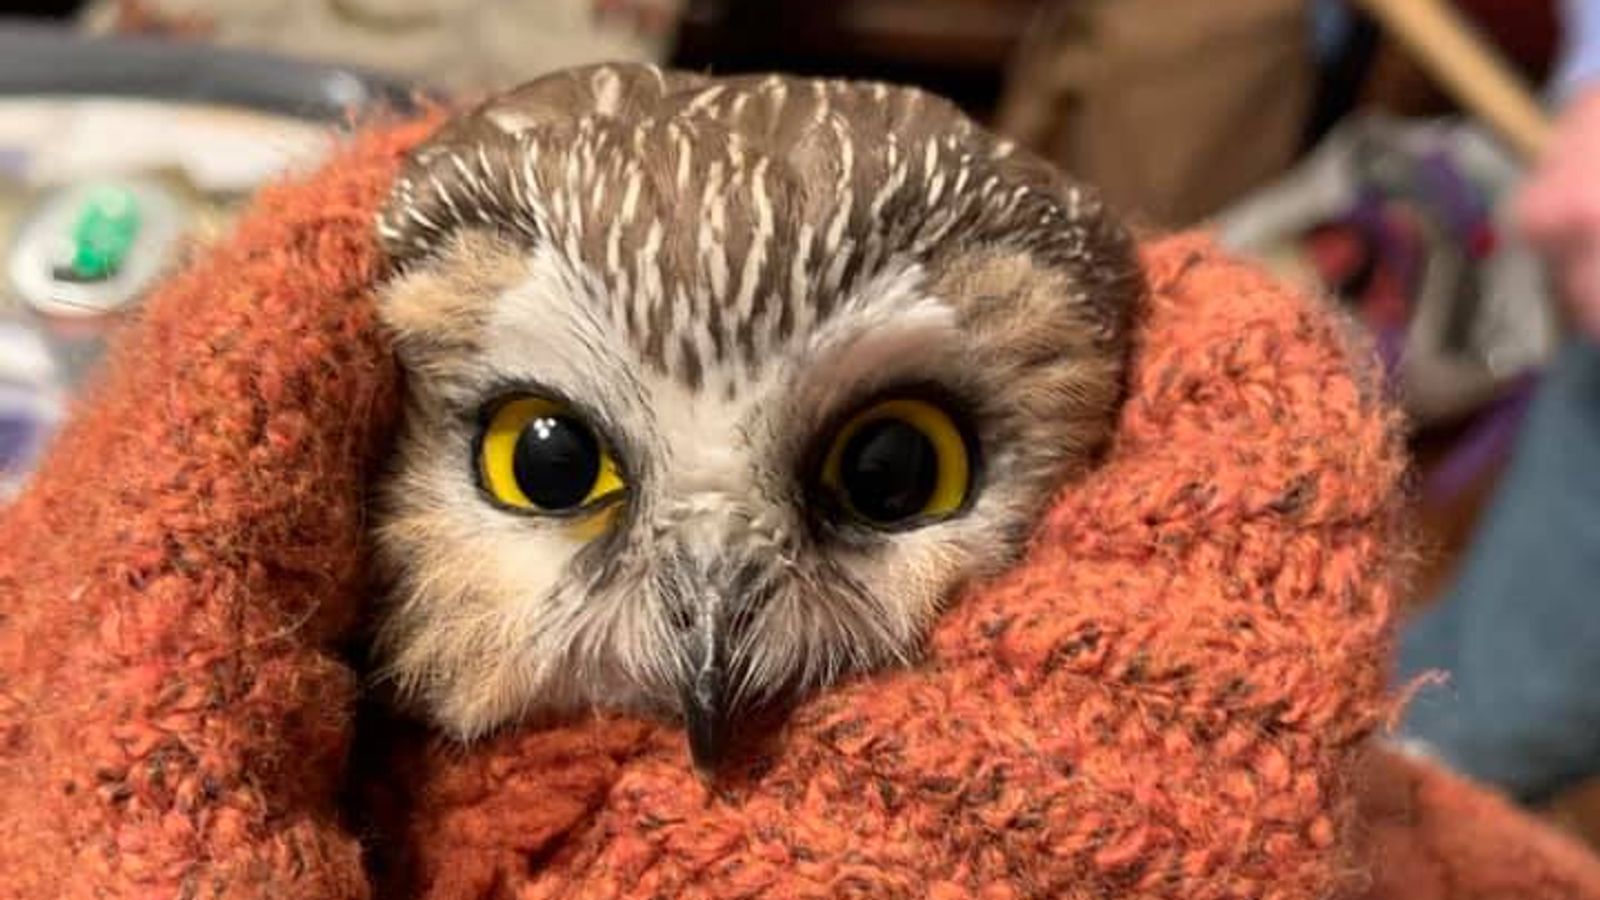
[371,494,606,735]
[368,64,1141,762]
[370,476,1001,747]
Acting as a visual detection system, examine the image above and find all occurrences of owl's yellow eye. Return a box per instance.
[821,398,972,526]
[479,397,624,513]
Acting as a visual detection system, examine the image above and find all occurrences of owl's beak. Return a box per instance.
[680,648,729,776]
[667,542,767,776]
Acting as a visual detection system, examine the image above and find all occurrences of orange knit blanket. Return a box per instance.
[2,122,1598,900]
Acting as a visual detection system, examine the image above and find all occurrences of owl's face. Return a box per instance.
[372,65,1141,769]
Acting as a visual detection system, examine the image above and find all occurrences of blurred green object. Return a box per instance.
[0,23,428,499]
[61,185,141,282]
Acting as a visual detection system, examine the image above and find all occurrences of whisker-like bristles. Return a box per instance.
[366,62,1138,746]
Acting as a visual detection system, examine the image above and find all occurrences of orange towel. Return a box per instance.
[1,121,1597,900]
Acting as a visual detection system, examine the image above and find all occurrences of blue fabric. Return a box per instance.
[1396,339,1600,802]
[1558,0,1600,99]
[1311,0,1354,63]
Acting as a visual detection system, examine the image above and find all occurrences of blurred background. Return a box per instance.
[0,0,1594,848]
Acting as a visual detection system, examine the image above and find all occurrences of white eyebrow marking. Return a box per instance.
[672,123,693,191]
[789,222,815,334]
[428,173,462,223]
[686,85,726,112]
[732,157,772,327]
[822,116,855,292]
[632,220,665,339]
[591,66,623,115]
[699,160,729,301]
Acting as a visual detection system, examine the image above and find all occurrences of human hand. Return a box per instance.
[1515,86,1600,343]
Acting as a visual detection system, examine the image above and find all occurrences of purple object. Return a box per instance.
[0,146,27,178]
[1416,150,1490,245]
[1558,0,1600,98]
[0,411,39,473]
[1423,372,1540,504]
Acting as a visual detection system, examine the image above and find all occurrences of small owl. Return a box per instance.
[371,64,1142,770]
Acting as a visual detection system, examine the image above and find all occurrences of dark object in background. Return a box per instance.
[996,0,1313,228]
[1358,0,1559,120]
[673,0,1040,121]
[0,21,423,122]
[3,0,86,18]
[1306,8,1383,149]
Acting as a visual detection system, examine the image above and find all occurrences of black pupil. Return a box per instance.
[511,415,601,510]
[839,418,940,523]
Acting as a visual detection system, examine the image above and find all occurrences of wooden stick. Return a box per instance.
[1354,0,1554,160]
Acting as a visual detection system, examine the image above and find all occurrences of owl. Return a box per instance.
[371,64,1142,771]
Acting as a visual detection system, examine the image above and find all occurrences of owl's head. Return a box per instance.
[371,64,1142,770]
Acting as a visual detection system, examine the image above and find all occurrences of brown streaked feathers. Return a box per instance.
[377,65,1137,384]
[369,64,1143,755]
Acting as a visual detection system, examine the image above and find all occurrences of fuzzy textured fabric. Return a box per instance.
[2,121,1599,900]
